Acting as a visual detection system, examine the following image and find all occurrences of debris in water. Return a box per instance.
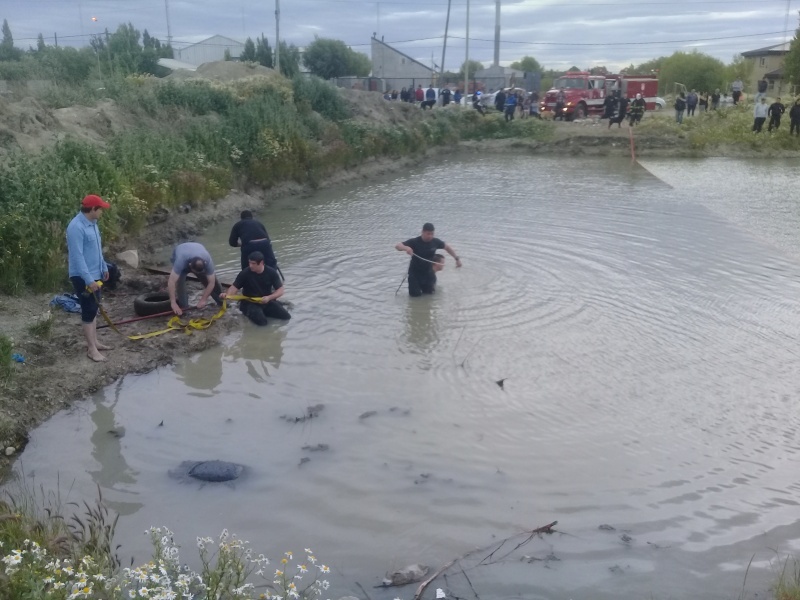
[359,411,378,420]
[381,564,429,587]
[598,524,615,531]
[301,444,330,452]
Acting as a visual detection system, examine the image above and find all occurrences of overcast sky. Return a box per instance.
[4,0,797,71]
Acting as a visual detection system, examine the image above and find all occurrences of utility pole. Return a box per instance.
[275,0,280,73]
[164,0,173,48]
[464,0,470,94]
[439,0,452,90]
[493,0,500,67]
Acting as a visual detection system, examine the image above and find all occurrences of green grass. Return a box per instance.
[638,103,800,151]
[774,558,800,600]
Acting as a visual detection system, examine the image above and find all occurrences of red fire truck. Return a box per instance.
[540,72,659,120]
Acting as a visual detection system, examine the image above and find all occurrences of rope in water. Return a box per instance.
[408,253,451,264]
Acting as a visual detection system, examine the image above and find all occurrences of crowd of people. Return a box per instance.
[381,83,542,120]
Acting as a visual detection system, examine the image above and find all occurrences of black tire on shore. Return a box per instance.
[133,292,172,317]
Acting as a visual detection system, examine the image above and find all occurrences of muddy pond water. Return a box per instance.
[14,156,800,600]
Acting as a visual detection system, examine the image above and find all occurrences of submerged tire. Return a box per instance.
[188,460,244,483]
[133,292,172,317]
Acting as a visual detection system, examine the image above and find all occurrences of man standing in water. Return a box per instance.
[395,223,462,297]
[66,194,112,362]
[229,210,279,273]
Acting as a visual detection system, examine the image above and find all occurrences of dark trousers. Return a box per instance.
[70,276,100,323]
[733,90,741,104]
[241,239,278,270]
[791,119,800,135]
[473,104,485,115]
[686,105,696,116]
[239,300,291,326]
[768,116,781,131]
[554,103,565,119]
[752,117,766,133]
[421,99,435,109]
[504,106,515,121]
[408,270,436,297]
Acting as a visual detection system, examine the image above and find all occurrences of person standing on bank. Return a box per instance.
[168,242,222,316]
[220,251,290,326]
[229,210,279,272]
[67,194,112,362]
[395,223,462,297]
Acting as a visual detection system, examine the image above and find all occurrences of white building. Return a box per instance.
[175,35,244,67]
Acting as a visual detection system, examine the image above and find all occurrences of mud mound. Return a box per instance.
[339,87,423,127]
[167,61,281,83]
[0,97,144,160]
[53,100,138,144]
[0,96,58,156]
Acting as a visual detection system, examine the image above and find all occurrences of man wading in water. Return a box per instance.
[220,251,290,326]
[228,210,280,274]
[395,223,462,297]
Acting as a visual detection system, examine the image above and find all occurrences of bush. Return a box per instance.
[292,75,350,121]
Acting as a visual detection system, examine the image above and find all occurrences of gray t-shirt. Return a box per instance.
[171,242,215,276]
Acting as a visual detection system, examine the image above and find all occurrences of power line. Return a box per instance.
[449,30,789,46]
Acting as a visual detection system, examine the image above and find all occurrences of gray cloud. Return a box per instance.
[3,0,793,71]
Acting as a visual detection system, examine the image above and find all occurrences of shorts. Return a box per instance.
[70,276,101,323]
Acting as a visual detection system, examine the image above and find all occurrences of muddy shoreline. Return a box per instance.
[0,128,793,470]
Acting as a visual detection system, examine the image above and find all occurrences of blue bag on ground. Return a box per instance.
[50,293,81,314]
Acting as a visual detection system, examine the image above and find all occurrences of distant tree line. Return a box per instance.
[0,18,173,82]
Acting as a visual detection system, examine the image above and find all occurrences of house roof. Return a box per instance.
[371,36,433,73]
[742,41,791,57]
[764,67,784,78]
[182,35,245,50]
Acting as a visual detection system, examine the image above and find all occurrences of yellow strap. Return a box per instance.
[90,281,229,340]
[226,294,267,303]
[126,301,229,340]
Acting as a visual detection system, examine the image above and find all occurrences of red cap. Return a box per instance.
[82,194,110,209]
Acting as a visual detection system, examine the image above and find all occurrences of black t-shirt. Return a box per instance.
[229,219,269,247]
[404,236,445,273]
[233,266,283,297]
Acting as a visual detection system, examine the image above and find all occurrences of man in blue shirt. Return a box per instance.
[66,194,111,362]
[168,242,222,316]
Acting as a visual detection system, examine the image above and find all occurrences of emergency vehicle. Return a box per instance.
[540,72,659,120]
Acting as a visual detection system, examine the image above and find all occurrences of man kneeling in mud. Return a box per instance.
[220,251,290,326]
